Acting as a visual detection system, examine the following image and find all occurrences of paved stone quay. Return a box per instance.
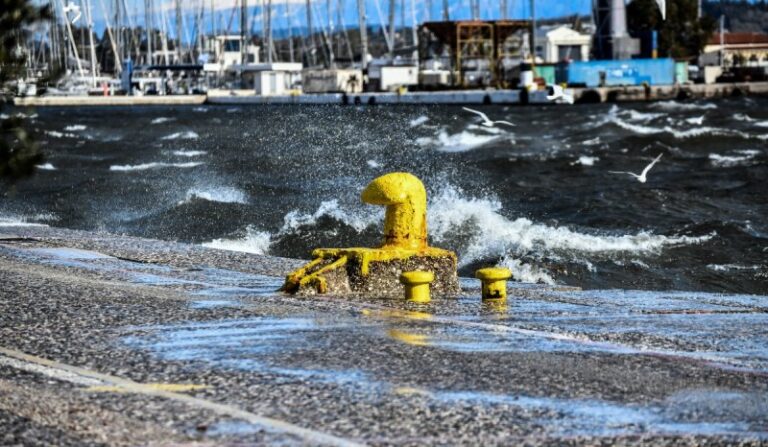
[1,226,766,446]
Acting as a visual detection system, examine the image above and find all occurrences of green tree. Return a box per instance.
[1,0,50,184]
[628,0,716,59]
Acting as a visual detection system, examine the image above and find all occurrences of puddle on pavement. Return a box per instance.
[429,388,760,438]
[122,313,768,439]
[5,244,283,298]
[189,299,242,309]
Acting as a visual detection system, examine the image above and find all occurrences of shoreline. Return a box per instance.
[11,81,768,107]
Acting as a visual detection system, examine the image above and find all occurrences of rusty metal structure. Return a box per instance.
[421,20,531,87]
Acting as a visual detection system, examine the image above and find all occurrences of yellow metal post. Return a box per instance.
[400,271,434,303]
[475,267,512,300]
[361,172,428,251]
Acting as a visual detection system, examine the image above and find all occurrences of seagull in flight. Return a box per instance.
[462,107,515,128]
[609,153,663,183]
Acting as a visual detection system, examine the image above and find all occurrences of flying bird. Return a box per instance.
[462,107,515,128]
[609,153,664,183]
[546,84,575,104]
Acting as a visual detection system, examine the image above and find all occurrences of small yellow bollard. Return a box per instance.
[400,271,434,303]
[475,267,512,300]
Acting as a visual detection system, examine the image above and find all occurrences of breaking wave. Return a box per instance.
[417,130,500,153]
[207,185,715,284]
[151,117,175,124]
[64,124,87,131]
[183,186,247,204]
[649,101,718,111]
[173,150,207,157]
[161,131,199,140]
[35,163,57,171]
[708,150,762,167]
[409,115,429,127]
[203,226,271,255]
[110,162,203,171]
[427,186,714,267]
[605,115,764,140]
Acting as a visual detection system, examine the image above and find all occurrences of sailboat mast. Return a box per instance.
[145,0,153,64]
[286,0,294,62]
[306,0,317,66]
[387,0,395,61]
[84,0,98,86]
[266,0,273,63]
[356,0,367,70]
[175,0,183,62]
[241,0,248,67]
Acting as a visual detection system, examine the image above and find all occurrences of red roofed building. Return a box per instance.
[702,32,768,67]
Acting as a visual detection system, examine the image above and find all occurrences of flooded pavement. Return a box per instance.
[1,226,767,445]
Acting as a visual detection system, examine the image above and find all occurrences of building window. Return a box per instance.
[224,40,240,52]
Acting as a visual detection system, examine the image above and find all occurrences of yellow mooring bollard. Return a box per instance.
[475,267,512,300]
[281,172,459,296]
[399,271,434,303]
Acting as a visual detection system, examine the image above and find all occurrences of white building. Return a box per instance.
[202,36,260,74]
[247,63,303,96]
[534,25,591,63]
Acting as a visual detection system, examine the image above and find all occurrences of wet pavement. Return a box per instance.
[0,226,767,446]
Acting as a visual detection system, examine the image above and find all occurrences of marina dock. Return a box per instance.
[13,82,768,107]
[1,225,766,445]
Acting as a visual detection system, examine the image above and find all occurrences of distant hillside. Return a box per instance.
[702,0,768,33]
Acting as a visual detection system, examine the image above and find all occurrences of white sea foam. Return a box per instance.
[755,121,768,128]
[499,256,556,284]
[685,115,705,125]
[607,115,760,140]
[193,107,208,112]
[409,115,429,127]
[427,186,714,268]
[45,130,77,138]
[281,199,380,233]
[0,113,8,120]
[649,101,717,111]
[734,113,755,122]
[184,186,247,204]
[173,150,207,157]
[161,130,199,140]
[35,163,56,171]
[571,155,599,166]
[708,150,761,167]
[203,226,271,255]
[707,264,762,272]
[64,124,87,131]
[366,159,381,168]
[109,162,203,171]
[0,214,52,227]
[582,137,601,146]
[418,130,499,153]
[151,117,175,124]
[625,109,665,122]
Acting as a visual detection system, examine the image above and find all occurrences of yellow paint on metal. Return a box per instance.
[387,329,429,346]
[86,383,209,393]
[475,267,512,300]
[282,172,458,295]
[361,172,427,250]
[399,270,434,303]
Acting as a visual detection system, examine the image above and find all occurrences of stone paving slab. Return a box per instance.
[0,226,766,446]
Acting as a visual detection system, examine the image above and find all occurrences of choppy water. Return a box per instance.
[2,99,767,293]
